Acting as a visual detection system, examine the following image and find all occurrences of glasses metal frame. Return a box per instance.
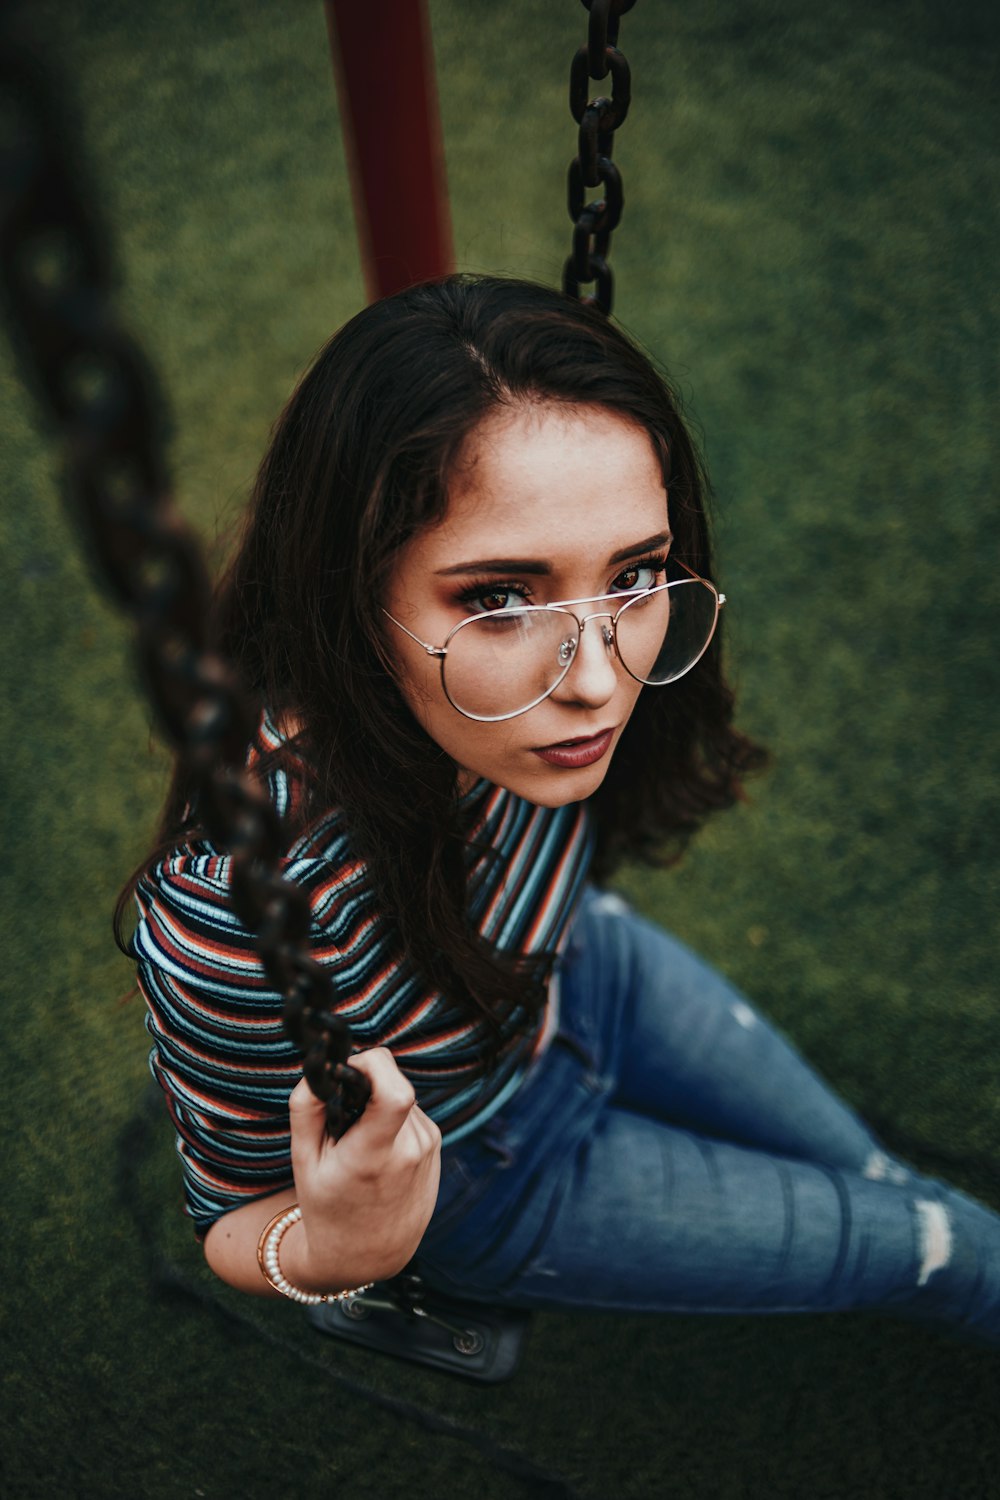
[383,561,726,723]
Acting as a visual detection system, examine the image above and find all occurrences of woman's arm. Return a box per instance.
[203,1047,442,1296]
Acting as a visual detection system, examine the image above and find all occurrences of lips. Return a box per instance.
[531,728,616,769]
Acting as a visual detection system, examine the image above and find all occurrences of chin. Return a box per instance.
[507,757,614,808]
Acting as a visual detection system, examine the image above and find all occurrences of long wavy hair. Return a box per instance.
[117,275,765,1033]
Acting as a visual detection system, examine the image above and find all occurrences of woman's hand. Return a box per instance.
[202,1047,441,1298]
[282,1047,442,1293]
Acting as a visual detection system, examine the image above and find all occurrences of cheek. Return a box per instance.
[394,648,493,765]
[410,694,524,781]
[425,708,512,766]
[623,677,645,717]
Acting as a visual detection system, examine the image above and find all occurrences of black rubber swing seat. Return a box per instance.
[307,1271,532,1382]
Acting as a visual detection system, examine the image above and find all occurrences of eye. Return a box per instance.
[458,581,531,615]
[611,556,668,593]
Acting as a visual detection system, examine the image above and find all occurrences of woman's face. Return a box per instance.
[383,402,672,806]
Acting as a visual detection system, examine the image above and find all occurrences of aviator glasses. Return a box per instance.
[384,560,725,723]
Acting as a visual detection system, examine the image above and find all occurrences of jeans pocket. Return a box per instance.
[426,1144,495,1240]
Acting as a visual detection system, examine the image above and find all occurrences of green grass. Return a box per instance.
[2,1,998,1496]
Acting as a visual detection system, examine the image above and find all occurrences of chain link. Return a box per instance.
[563,0,637,315]
[0,29,370,1137]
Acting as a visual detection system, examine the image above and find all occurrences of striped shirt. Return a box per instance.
[130,714,594,1231]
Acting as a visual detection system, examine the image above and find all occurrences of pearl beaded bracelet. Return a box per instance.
[256,1203,375,1305]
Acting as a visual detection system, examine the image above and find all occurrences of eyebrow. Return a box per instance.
[435,532,673,576]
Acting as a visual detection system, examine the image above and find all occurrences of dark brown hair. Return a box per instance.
[118,275,764,1033]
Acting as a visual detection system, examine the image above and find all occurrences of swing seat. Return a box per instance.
[307,1272,531,1382]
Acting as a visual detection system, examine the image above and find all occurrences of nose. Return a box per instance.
[550,612,619,708]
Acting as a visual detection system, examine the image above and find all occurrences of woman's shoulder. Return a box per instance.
[138,704,368,925]
[140,809,360,911]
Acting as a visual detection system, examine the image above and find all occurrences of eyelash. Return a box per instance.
[456,553,671,613]
[613,552,671,592]
[456,578,533,614]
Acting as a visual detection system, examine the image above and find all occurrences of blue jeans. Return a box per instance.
[420,889,1000,1346]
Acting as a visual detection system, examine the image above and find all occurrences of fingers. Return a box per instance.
[288,1050,442,1279]
[347,1047,416,1110]
[409,1107,442,1152]
[346,1047,418,1145]
[289,1048,421,1166]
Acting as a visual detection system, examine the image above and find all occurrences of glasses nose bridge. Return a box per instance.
[576,607,615,630]
[556,596,618,633]
[560,604,617,657]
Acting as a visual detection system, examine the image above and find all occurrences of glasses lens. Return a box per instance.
[443,609,579,720]
[616,579,718,684]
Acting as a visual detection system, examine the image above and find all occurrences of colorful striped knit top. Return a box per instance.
[130,714,595,1232]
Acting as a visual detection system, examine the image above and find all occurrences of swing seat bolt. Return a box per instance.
[453,1328,486,1356]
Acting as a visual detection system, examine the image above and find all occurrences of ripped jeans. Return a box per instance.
[420,888,1000,1347]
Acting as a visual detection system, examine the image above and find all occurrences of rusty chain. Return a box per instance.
[563,0,637,315]
[0,28,369,1136]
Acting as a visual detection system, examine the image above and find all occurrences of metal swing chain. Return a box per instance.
[563,0,637,315]
[0,32,370,1136]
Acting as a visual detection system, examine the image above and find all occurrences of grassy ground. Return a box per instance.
[2,1,998,1496]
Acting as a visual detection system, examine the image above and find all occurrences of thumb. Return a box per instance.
[288,1073,334,1175]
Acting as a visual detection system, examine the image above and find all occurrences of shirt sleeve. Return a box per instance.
[130,846,348,1235]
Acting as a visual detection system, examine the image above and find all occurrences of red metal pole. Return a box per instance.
[325,0,455,302]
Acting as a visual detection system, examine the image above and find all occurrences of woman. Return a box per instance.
[123,275,1000,1342]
